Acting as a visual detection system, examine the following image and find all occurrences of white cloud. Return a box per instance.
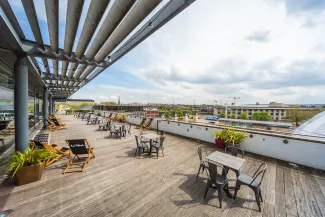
[109,0,325,104]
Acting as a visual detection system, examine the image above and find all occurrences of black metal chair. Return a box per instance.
[127,123,132,135]
[196,145,209,178]
[225,146,244,158]
[134,135,148,158]
[151,136,166,159]
[234,163,267,212]
[204,162,229,208]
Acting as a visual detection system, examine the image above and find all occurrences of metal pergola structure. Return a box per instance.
[0,0,195,100]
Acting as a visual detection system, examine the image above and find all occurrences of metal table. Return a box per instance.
[140,133,161,155]
[206,151,245,197]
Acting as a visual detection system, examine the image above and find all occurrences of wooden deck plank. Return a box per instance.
[283,167,298,217]
[0,115,324,217]
[291,171,311,217]
[275,166,286,217]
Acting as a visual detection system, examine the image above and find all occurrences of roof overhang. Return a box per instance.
[0,0,196,99]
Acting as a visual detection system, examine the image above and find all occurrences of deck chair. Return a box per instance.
[136,118,146,129]
[46,119,61,131]
[142,118,153,130]
[30,141,70,166]
[52,119,67,129]
[64,139,95,173]
[107,113,113,119]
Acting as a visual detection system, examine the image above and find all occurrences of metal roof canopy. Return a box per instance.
[0,0,195,99]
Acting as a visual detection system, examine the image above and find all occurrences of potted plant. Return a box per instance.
[117,114,127,122]
[224,127,247,154]
[0,145,57,186]
[212,128,228,149]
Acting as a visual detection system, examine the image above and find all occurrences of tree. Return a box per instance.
[285,109,321,126]
[219,112,226,118]
[252,112,272,121]
[240,112,248,120]
[230,114,236,119]
[176,108,184,117]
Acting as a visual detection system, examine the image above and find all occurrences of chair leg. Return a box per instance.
[254,189,261,212]
[156,148,159,159]
[134,148,137,157]
[204,181,210,199]
[138,147,142,159]
[197,165,202,178]
[218,187,223,208]
[233,182,241,199]
[259,188,263,202]
[161,147,164,157]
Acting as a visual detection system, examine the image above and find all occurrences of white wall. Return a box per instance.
[127,116,325,170]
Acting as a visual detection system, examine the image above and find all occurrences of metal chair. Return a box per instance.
[234,163,267,212]
[196,145,209,178]
[151,136,166,159]
[134,135,148,158]
[204,162,229,208]
[225,146,244,158]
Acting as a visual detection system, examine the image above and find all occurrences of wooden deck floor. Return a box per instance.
[1,115,325,217]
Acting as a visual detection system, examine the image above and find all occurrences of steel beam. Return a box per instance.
[76,0,161,80]
[21,0,51,76]
[45,0,59,79]
[21,40,106,66]
[14,57,29,152]
[41,73,84,82]
[62,0,85,78]
[67,0,110,79]
[78,0,196,89]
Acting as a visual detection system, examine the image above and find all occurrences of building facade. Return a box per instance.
[214,102,317,121]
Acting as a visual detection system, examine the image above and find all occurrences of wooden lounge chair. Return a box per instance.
[46,119,62,131]
[64,139,95,173]
[136,118,146,129]
[142,118,153,130]
[107,113,113,119]
[52,118,67,129]
[30,140,70,166]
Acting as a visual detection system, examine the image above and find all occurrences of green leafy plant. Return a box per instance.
[224,127,247,146]
[212,128,228,140]
[219,112,226,118]
[230,114,236,119]
[117,114,127,122]
[252,112,272,121]
[0,145,57,178]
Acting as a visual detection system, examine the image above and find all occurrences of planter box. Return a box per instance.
[215,139,225,149]
[15,162,44,186]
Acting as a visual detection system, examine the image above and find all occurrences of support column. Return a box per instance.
[49,94,52,115]
[14,57,29,152]
[43,88,48,127]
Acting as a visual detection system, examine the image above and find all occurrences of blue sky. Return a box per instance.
[9,0,325,105]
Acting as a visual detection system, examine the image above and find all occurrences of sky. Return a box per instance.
[9,0,325,105]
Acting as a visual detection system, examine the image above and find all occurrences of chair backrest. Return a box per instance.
[251,163,267,186]
[225,146,244,158]
[159,136,166,147]
[207,161,227,184]
[66,139,89,155]
[145,118,153,127]
[140,118,146,126]
[197,145,209,162]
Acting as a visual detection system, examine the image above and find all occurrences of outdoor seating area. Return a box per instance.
[1,115,325,217]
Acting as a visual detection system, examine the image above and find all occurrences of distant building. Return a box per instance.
[56,98,94,104]
[100,102,117,105]
[214,102,317,121]
[218,118,292,132]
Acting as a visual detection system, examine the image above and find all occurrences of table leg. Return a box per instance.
[148,139,153,156]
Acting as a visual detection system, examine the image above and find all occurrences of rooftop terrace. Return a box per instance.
[1,115,325,217]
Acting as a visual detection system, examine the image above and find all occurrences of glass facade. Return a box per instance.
[0,60,44,154]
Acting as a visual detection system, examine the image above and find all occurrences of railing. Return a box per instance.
[127,116,325,171]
